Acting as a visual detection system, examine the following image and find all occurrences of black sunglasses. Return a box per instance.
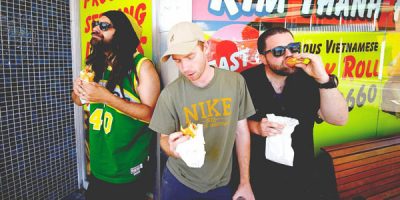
[92,21,113,31]
[263,42,301,57]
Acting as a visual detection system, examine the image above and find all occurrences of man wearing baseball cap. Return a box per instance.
[149,22,255,200]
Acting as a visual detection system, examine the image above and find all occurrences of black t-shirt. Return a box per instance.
[242,64,320,172]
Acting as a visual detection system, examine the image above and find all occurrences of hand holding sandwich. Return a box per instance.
[166,131,190,158]
[165,123,198,159]
[286,53,329,84]
[80,81,113,104]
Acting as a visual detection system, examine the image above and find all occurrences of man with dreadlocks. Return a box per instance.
[72,10,160,199]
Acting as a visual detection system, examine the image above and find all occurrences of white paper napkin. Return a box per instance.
[176,124,206,168]
[80,98,88,104]
[265,114,299,166]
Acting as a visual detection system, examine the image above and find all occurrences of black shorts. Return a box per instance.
[85,175,147,200]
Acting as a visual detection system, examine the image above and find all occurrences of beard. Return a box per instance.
[267,59,299,76]
[270,66,299,76]
[90,34,112,52]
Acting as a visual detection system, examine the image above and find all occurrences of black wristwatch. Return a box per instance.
[319,74,338,89]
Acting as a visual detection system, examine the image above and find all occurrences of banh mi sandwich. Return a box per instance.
[180,123,197,138]
[80,65,95,82]
[285,57,311,68]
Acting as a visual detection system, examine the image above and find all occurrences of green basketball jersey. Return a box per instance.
[89,53,153,184]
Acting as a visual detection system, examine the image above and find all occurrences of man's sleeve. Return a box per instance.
[149,89,176,135]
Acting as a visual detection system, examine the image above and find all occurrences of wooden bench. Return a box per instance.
[321,134,400,200]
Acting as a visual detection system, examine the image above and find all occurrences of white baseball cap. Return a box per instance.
[161,22,205,63]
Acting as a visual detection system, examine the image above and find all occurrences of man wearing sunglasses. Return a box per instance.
[241,27,348,199]
[72,10,160,200]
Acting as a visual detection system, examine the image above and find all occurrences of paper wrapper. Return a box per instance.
[265,114,299,166]
[79,65,95,104]
[176,124,206,168]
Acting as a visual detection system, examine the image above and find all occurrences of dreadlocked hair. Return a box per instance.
[86,11,140,99]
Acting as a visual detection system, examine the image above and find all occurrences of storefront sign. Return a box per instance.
[80,0,152,65]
